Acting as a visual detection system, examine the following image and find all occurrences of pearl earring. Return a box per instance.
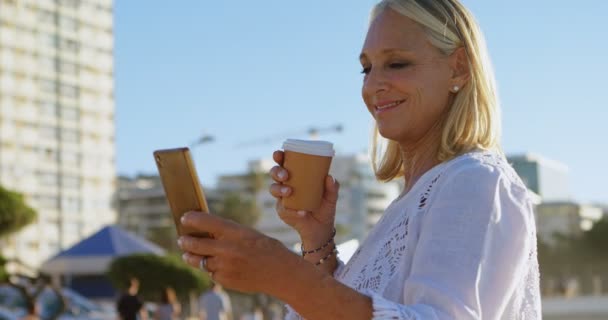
[452,85,460,93]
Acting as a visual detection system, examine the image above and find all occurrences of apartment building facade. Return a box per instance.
[0,0,116,272]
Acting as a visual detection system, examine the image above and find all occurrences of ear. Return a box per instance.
[448,47,470,88]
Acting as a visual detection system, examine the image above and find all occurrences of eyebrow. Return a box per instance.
[359,48,414,61]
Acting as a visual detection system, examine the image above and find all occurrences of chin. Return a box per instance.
[376,125,405,143]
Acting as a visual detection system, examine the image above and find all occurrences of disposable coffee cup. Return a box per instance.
[281,139,335,212]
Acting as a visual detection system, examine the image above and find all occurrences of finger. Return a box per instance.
[177,236,228,257]
[181,211,243,241]
[272,150,284,165]
[181,252,203,269]
[203,256,218,273]
[276,200,307,222]
[270,166,289,182]
[269,183,291,199]
[322,175,340,204]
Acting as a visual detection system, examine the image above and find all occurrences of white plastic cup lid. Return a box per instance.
[282,139,335,157]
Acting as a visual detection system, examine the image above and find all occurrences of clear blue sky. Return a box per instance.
[114,1,607,204]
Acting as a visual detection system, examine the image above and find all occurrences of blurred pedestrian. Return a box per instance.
[198,283,232,320]
[155,287,181,320]
[117,277,146,320]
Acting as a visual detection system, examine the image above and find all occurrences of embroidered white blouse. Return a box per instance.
[286,150,541,319]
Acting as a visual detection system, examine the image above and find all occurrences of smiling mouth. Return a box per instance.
[375,99,406,111]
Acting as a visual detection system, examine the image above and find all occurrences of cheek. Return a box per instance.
[361,83,374,113]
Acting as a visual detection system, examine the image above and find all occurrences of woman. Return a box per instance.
[178,0,541,318]
[155,287,180,320]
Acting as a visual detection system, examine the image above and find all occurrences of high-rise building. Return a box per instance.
[507,153,570,202]
[0,0,116,272]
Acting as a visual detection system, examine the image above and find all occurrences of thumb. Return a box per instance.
[322,175,339,204]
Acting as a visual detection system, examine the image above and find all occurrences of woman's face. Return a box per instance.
[360,8,456,146]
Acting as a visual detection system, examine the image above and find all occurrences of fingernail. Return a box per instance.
[181,253,188,261]
[180,212,191,224]
[331,176,336,185]
[177,238,183,247]
[278,170,286,179]
[281,186,289,195]
[297,210,306,217]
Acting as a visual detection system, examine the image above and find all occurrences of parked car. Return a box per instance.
[0,306,22,320]
[0,285,115,320]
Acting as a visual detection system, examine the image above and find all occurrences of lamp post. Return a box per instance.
[190,134,215,148]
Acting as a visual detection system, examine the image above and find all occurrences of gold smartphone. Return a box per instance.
[153,147,210,237]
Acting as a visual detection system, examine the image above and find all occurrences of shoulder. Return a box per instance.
[442,150,526,190]
[429,150,532,208]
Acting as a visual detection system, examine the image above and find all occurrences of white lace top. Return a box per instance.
[286,150,541,319]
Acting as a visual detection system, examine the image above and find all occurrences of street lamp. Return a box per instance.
[190,134,215,148]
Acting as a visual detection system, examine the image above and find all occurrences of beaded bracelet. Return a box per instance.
[315,246,338,266]
[301,228,336,257]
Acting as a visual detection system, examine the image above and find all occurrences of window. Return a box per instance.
[39,125,59,139]
[59,61,78,75]
[38,101,58,117]
[59,84,78,98]
[58,0,80,8]
[61,151,80,165]
[61,197,80,212]
[38,172,59,186]
[59,16,78,32]
[38,56,56,72]
[61,128,80,143]
[38,10,56,25]
[62,222,79,237]
[366,192,386,200]
[59,38,79,52]
[39,33,58,48]
[37,195,60,209]
[39,147,59,161]
[61,106,80,121]
[39,79,58,93]
[62,176,81,189]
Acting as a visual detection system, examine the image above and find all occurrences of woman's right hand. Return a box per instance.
[268,150,340,247]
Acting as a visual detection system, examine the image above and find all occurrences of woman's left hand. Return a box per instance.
[177,211,299,294]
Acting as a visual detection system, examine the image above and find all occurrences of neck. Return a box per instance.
[399,123,443,193]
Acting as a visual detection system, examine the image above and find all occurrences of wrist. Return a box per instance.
[301,227,336,256]
[300,227,338,276]
[304,246,338,275]
[299,224,336,249]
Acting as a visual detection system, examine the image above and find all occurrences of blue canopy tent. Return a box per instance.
[40,225,165,299]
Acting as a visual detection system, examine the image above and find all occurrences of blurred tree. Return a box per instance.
[146,225,179,253]
[246,170,266,195]
[0,185,37,238]
[107,253,210,301]
[213,193,261,227]
[0,185,37,284]
[582,216,608,257]
[0,255,7,283]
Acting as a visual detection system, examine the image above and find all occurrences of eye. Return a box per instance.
[388,62,410,69]
[360,66,371,75]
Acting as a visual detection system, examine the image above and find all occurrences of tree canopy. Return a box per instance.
[107,254,210,301]
[0,185,37,239]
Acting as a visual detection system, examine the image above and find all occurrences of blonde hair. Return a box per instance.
[369,0,502,181]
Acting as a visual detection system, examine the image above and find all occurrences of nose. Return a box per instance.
[363,68,389,96]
